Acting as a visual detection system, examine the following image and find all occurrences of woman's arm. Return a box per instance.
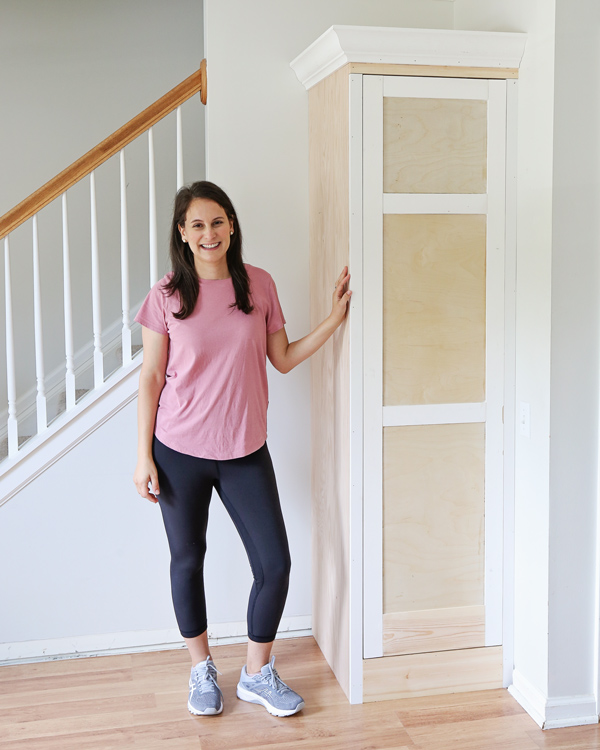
[133,326,169,502]
[267,266,352,375]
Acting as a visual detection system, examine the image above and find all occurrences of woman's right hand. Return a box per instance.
[133,457,160,503]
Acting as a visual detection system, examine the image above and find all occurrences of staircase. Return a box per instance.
[0,62,207,506]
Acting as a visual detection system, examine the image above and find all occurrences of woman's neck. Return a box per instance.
[194,258,231,280]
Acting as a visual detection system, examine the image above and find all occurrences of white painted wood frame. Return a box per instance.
[348,73,364,703]
[503,78,519,687]
[362,74,508,658]
[362,74,385,659]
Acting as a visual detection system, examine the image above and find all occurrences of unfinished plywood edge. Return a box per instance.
[290,25,526,90]
[309,64,351,701]
[350,63,518,79]
[383,606,485,656]
[363,646,503,702]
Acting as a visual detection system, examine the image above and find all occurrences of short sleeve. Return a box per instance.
[135,281,169,335]
[266,276,286,335]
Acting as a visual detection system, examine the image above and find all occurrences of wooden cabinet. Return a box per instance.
[291,26,526,704]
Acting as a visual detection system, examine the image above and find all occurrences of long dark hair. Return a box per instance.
[164,181,253,319]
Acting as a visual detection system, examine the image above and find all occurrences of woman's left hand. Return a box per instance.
[330,266,352,325]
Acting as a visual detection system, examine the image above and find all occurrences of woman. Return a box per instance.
[133,181,351,718]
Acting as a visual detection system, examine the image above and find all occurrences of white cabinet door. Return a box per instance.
[362,75,507,672]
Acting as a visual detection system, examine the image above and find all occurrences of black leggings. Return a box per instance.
[153,437,291,643]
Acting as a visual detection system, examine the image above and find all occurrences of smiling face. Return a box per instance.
[179,198,234,278]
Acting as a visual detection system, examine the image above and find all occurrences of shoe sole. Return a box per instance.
[187,700,223,716]
[236,684,304,717]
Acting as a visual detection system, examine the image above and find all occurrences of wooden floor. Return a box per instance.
[1,636,599,749]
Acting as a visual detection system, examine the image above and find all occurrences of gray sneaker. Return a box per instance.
[188,657,223,716]
[236,656,304,717]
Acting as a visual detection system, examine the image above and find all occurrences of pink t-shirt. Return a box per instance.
[135,264,285,460]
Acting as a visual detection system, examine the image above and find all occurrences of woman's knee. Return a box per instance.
[264,548,291,589]
[170,541,208,576]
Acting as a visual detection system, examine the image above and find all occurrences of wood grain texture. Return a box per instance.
[349,62,519,79]
[2,637,576,750]
[0,65,206,241]
[363,646,503,702]
[383,423,485,613]
[383,213,487,406]
[383,605,485,656]
[308,66,351,699]
[383,97,487,194]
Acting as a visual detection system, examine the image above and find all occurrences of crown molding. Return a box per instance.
[290,25,527,90]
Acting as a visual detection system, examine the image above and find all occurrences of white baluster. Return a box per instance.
[32,214,48,432]
[62,193,76,411]
[120,150,132,364]
[176,105,184,189]
[148,127,158,286]
[4,237,18,456]
[90,171,104,388]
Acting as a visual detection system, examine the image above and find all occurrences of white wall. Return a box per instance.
[548,0,600,703]
[0,0,455,661]
[203,0,454,642]
[455,0,557,702]
[0,0,208,659]
[455,0,600,727]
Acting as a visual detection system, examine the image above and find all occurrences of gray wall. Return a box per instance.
[0,0,205,426]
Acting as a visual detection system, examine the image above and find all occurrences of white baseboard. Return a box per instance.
[509,669,599,729]
[544,694,599,729]
[0,615,312,666]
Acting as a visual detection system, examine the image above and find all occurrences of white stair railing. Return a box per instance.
[120,150,132,366]
[148,126,158,288]
[62,193,76,411]
[32,214,48,433]
[4,238,18,457]
[0,62,207,467]
[89,170,104,390]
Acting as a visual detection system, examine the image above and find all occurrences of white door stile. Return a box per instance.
[4,237,18,457]
[62,193,76,411]
[119,151,132,365]
[32,214,48,433]
[503,78,519,685]
[484,80,507,647]
[148,127,158,287]
[89,171,104,388]
[383,193,487,215]
[383,402,486,428]
[176,106,184,190]
[348,72,364,702]
[362,74,384,660]
[382,75,489,101]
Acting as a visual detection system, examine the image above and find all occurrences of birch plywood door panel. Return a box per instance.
[363,75,506,683]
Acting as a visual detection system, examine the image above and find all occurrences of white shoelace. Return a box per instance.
[193,662,222,694]
[262,657,289,692]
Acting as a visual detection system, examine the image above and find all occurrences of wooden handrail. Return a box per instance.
[0,60,207,240]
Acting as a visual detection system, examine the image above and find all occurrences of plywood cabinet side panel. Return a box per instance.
[308,65,351,699]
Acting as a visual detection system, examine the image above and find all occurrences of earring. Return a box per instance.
[230,230,234,235]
